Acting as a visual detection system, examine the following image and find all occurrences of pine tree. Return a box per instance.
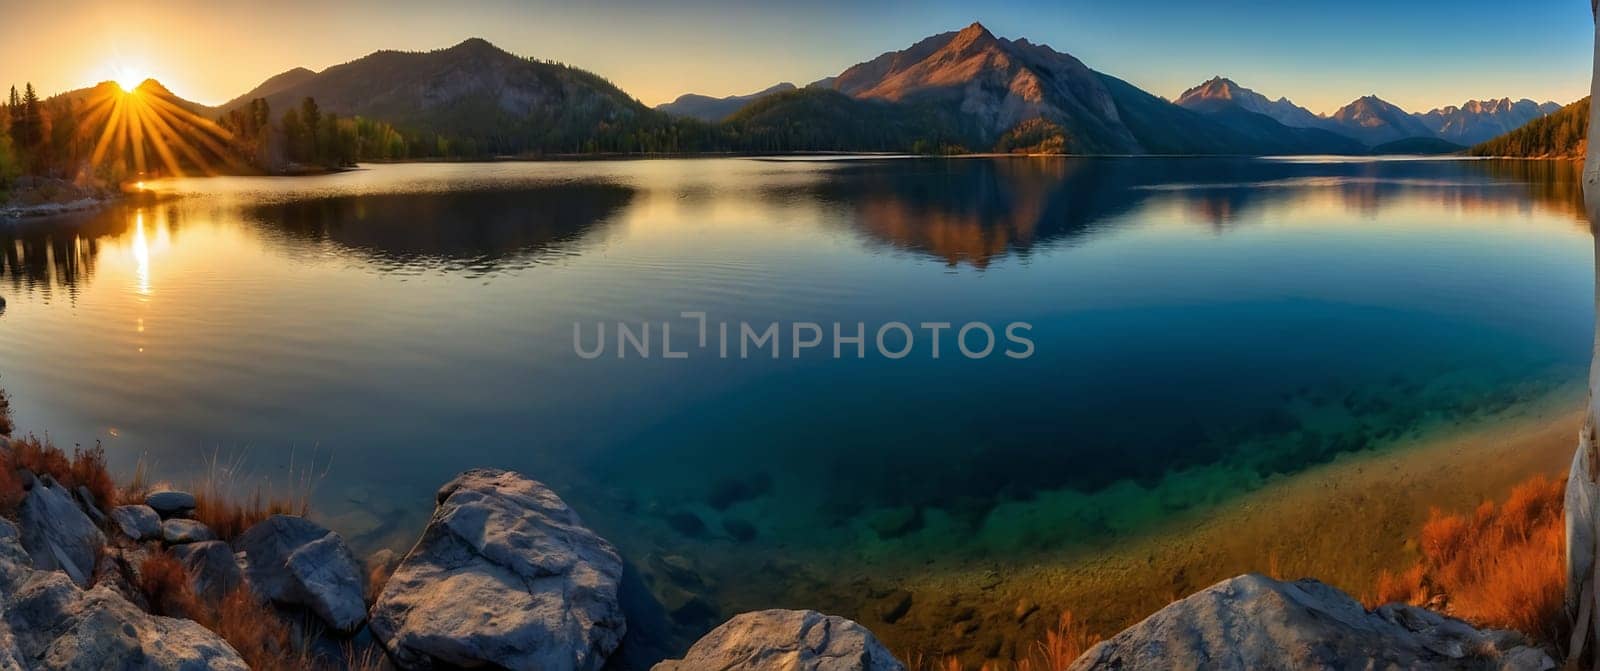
[19,83,41,150]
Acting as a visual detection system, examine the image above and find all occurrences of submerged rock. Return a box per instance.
[369,468,625,671]
[17,472,105,587]
[161,518,216,545]
[110,504,162,541]
[234,515,366,633]
[0,519,247,670]
[652,609,906,671]
[1067,574,1555,671]
[144,490,196,518]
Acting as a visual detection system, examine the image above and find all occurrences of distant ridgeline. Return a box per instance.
[0,27,1585,179]
[1467,97,1589,159]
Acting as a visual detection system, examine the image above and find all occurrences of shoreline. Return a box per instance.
[808,394,1586,663]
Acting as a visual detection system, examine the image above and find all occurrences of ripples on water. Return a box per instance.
[0,156,1591,629]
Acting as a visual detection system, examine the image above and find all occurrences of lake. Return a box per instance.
[0,156,1592,643]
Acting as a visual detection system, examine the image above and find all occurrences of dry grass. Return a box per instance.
[137,551,207,621]
[138,550,305,670]
[0,386,13,437]
[0,436,116,517]
[908,610,1101,671]
[187,451,322,541]
[1367,474,1567,645]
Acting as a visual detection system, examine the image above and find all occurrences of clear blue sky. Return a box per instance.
[2,0,1591,113]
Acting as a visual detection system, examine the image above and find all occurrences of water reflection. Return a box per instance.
[0,214,118,302]
[242,183,635,275]
[824,158,1585,268]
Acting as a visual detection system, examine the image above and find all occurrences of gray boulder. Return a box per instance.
[653,609,906,671]
[161,519,216,545]
[0,519,247,670]
[110,505,162,541]
[1067,574,1556,671]
[144,490,196,518]
[17,472,105,587]
[369,468,626,671]
[171,541,244,602]
[234,515,365,632]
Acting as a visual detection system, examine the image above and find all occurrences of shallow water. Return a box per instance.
[0,156,1591,628]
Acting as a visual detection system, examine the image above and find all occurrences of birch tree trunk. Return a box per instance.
[1565,2,1600,662]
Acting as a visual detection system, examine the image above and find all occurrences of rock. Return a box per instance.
[172,541,244,602]
[652,609,906,671]
[161,518,216,545]
[666,511,707,538]
[878,590,913,624]
[0,518,247,670]
[1013,598,1039,623]
[17,472,105,587]
[648,553,706,590]
[110,505,162,541]
[722,518,757,542]
[234,515,365,633]
[866,506,922,539]
[1067,574,1557,671]
[144,490,196,518]
[72,486,107,526]
[369,468,625,671]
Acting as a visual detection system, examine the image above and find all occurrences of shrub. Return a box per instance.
[0,436,115,517]
[1368,474,1566,645]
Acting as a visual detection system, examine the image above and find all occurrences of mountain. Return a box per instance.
[1467,97,1589,159]
[1175,77,1323,128]
[219,67,317,112]
[819,22,1338,155]
[1173,78,1365,154]
[51,79,217,118]
[1415,98,1562,145]
[223,38,667,155]
[827,22,1140,153]
[1324,95,1435,146]
[657,82,797,121]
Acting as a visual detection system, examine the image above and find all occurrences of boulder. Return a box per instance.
[652,609,906,671]
[71,487,107,526]
[1067,574,1556,671]
[171,541,244,602]
[369,468,626,671]
[17,472,105,587]
[0,519,247,670]
[234,515,365,632]
[161,519,216,545]
[144,490,196,518]
[109,505,162,541]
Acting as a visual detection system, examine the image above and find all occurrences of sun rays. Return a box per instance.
[78,81,236,179]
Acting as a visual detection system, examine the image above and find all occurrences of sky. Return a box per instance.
[0,0,1590,114]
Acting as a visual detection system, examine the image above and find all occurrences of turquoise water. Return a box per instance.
[0,156,1591,632]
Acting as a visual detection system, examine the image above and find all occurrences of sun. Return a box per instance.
[112,65,149,93]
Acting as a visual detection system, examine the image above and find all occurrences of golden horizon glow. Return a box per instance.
[110,64,152,94]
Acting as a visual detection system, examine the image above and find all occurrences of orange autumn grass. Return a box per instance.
[138,552,382,671]
[121,450,323,542]
[909,611,1101,671]
[1368,473,1567,645]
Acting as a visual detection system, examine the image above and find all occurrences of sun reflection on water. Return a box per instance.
[132,211,150,297]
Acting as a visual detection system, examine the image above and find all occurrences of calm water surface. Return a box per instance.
[0,156,1591,630]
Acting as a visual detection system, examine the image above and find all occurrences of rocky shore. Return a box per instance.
[0,177,119,220]
[0,425,1565,670]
